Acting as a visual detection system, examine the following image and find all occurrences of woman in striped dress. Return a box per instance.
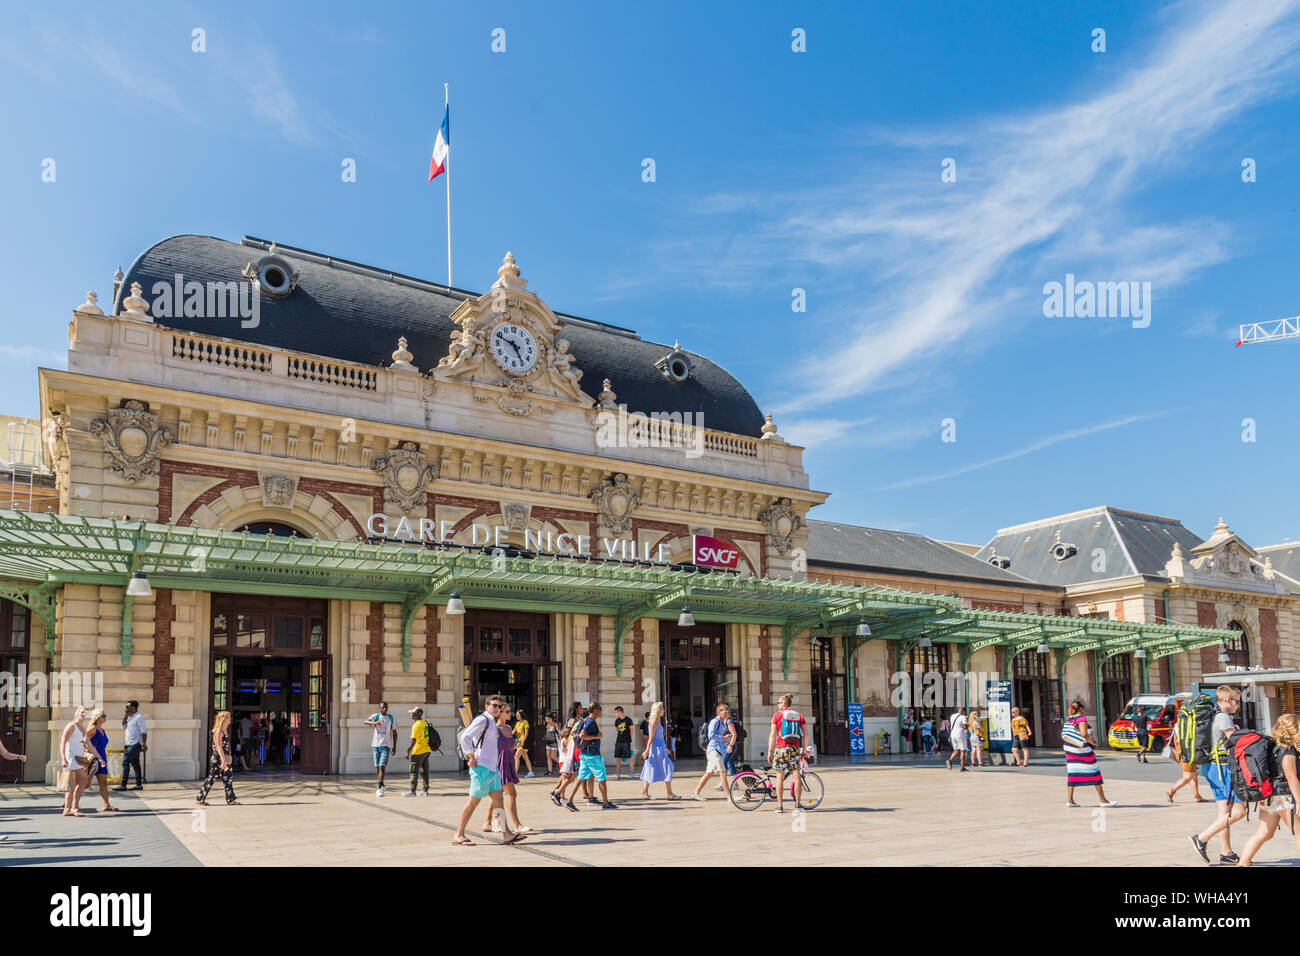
[1064,701,1118,808]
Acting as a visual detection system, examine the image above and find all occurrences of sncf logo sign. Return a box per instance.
[692,534,740,570]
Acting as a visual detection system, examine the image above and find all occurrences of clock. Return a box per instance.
[489,323,539,375]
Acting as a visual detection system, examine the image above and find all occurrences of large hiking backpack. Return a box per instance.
[697,720,712,752]
[1228,729,1275,804]
[1174,694,1216,766]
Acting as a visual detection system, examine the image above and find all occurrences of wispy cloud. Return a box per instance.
[875,412,1163,491]
[783,415,932,450]
[0,345,66,367]
[622,0,1300,414]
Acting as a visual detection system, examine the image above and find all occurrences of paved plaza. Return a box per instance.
[3,752,1298,867]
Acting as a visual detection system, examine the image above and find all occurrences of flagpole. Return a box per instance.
[444,83,452,288]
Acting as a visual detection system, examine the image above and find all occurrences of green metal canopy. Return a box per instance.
[0,512,1240,691]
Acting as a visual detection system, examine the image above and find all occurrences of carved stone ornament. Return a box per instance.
[259,473,298,509]
[89,400,174,482]
[589,473,640,535]
[758,497,803,555]
[371,440,437,512]
[502,502,530,532]
[435,252,589,414]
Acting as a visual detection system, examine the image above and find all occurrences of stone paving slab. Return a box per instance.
[3,753,1297,867]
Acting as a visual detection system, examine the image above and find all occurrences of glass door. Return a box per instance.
[301,657,330,773]
[0,602,28,783]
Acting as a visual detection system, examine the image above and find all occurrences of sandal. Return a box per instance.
[451,837,475,846]
[1194,796,1209,803]
[502,832,528,845]
[1166,790,1175,804]
[195,800,208,807]
[71,811,86,817]
[226,800,241,806]
[666,794,682,801]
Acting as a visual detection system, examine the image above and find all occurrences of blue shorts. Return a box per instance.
[373,746,391,767]
[578,754,607,782]
[468,765,502,798]
[1203,763,1233,801]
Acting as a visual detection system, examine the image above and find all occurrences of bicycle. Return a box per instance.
[727,759,824,811]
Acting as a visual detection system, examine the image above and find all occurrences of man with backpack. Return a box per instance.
[403,707,435,797]
[577,703,617,810]
[690,704,735,800]
[1189,685,1245,864]
[766,693,807,813]
[452,695,526,846]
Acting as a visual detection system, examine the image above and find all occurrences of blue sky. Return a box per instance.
[3,0,1299,549]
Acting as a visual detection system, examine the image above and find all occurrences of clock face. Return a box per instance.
[489,323,539,375]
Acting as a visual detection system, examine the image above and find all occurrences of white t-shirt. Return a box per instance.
[371,713,395,749]
[950,714,968,739]
[124,712,147,746]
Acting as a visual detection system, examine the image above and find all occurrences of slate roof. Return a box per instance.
[1256,543,1300,589]
[114,235,767,438]
[806,519,1055,589]
[974,506,1204,586]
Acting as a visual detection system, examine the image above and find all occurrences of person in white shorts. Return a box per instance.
[690,704,735,800]
[946,708,969,772]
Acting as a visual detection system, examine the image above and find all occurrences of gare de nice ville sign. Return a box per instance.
[366,514,740,569]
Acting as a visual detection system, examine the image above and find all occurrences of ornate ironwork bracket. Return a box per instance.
[612,586,689,676]
[400,567,457,672]
[0,581,58,656]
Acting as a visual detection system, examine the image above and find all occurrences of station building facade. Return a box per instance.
[0,235,1244,781]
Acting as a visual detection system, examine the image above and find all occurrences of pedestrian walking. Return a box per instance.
[969,709,985,767]
[639,701,678,799]
[946,709,969,771]
[561,706,594,805]
[513,708,535,778]
[937,715,950,756]
[364,701,397,796]
[612,706,635,779]
[725,713,745,775]
[116,700,147,791]
[58,706,92,817]
[1166,728,1208,803]
[1237,713,1300,866]
[543,712,560,776]
[690,704,735,799]
[766,694,808,813]
[575,703,617,809]
[402,707,433,797]
[1010,707,1031,767]
[452,694,526,846]
[1133,705,1151,763]
[1064,701,1117,808]
[1190,685,1245,864]
[87,710,118,812]
[484,703,533,834]
[238,713,255,771]
[196,710,240,806]
[921,716,935,756]
[550,725,580,810]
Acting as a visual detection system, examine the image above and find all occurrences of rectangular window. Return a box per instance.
[508,628,531,657]
[536,629,549,659]
[235,614,265,649]
[479,627,503,655]
[274,616,304,650]
[212,613,228,648]
[309,618,324,649]
[10,605,28,650]
[213,657,229,712]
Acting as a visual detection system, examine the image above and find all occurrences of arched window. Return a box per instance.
[237,522,305,538]
[1224,621,1251,669]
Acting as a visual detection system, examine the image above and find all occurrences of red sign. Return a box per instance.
[692,534,740,570]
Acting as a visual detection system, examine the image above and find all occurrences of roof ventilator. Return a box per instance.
[987,554,1011,569]
[655,341,693,383]
[242,243,299,299]
[1050,531,1077,562]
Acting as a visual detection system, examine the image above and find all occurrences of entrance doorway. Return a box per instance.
[1013,650,1063,748]
[210,595,330,774]
[0,601,30,783]
[463,611,557,768]
[811,638,847,754]
[659,621,737,757]
[1101,653,1133,740]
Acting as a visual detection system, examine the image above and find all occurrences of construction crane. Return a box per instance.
[1237,315,1300,346]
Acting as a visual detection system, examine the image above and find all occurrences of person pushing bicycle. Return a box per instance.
[767,693,807,814]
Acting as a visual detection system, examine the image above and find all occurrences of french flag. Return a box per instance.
[428,105,449,182]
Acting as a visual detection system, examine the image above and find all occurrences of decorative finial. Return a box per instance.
[492,251,528,291]
[77,291,104,315]
[598,378,617,408]
[391,336,417,371]
[1171,541,1184,559]
[499,251,519,279]
[760,414,779,440]
[121,281,151,317]
[1214,516,1230,535]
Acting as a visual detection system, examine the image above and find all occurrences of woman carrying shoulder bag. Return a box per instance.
[1063,701,1117,808]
